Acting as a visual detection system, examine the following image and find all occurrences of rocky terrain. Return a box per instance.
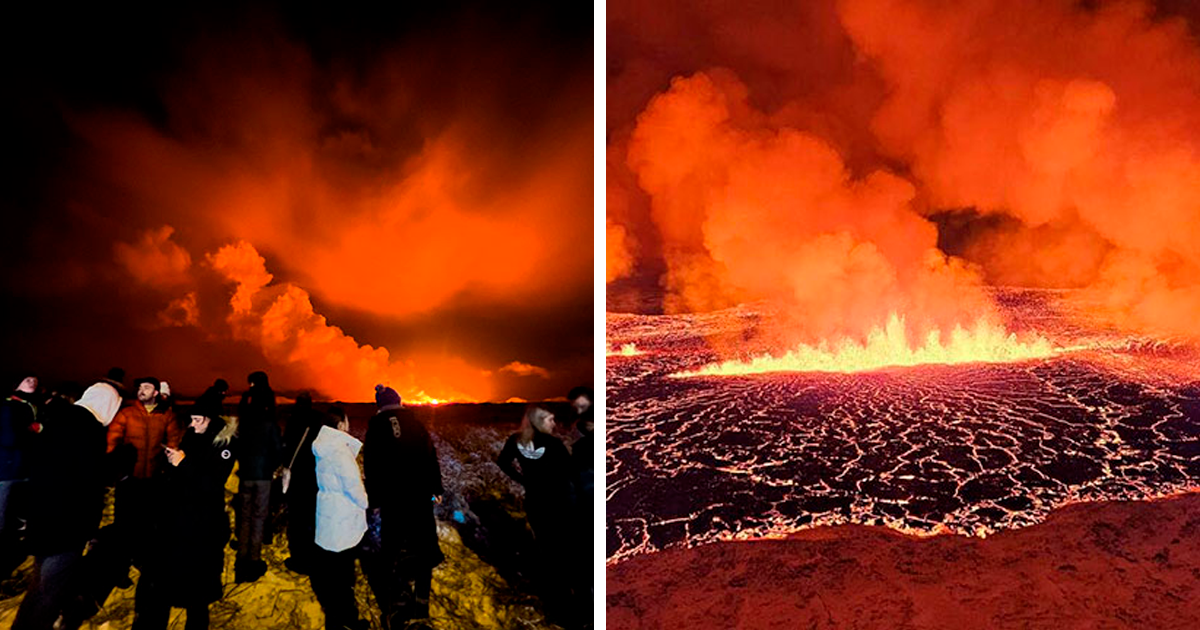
[608,492,1200,629]
[0,403,580,629]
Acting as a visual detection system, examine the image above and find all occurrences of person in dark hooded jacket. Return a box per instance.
[567,387,594,626]
[234,370,280,582]
[282,392,324,575]
[1,373,39,577]
[132,403,237,630]
[66,376,183,620]
[194,379,228,416]
[13,381,121,630]
[362,385,444,628]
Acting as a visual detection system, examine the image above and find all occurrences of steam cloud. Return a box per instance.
[608,0,1200,340]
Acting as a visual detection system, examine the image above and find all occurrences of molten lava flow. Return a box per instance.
[674,315,1056,377]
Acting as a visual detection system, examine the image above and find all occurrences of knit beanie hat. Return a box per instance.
[374,384,401,410]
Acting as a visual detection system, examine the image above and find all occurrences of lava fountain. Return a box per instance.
[673,315,1058,377]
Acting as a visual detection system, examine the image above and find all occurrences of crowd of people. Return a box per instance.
[0,369,596,630]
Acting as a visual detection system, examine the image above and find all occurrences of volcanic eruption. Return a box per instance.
[606,0,1200,572]
[2,3,593,403]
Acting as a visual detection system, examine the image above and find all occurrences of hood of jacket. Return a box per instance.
[75,382,121,426]
[212,415,238,446]
[313,424,361,459]
[192,415,238,447]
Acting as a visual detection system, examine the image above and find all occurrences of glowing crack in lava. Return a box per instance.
[673,315,1056,377]
[605,288,1200,564]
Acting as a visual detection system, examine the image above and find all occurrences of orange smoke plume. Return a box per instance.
[625,70,992,344]
[114,226,491,402]
[609,0,1200,343]
[205,241,487,403]
[837,0,1200,337]
[114,226,193,289]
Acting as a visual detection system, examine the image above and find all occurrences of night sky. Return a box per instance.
[0,2,593,402]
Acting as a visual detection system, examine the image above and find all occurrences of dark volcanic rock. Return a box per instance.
[608,494,1200,630]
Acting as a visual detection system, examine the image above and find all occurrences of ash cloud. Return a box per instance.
[1,4,591,400]
[608,0,1200,340]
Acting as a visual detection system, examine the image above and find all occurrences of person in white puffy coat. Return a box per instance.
[311,410,368,630]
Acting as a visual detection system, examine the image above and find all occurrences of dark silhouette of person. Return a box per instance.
[234,370,280,582]
[568,386,595,626]
[194,379,228,417]
[497,405,577,626]
[1,373,40,578]
[13,381,120,630]
[62,377,183,626]
[102,367,127,400]
[282,392,324,575]
[362,385,444,629]
[132,403,237,630]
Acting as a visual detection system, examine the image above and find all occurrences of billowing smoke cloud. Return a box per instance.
[114,228,489,402]
[499,361,552,379]
[76,27,591,322]
[624,70,991,341]
[838,0,1200,337]
[114,226,193,289]
[609,0,1200,340]
[1,5,591,401]
[606,144,642,284]
[206,241,485,402]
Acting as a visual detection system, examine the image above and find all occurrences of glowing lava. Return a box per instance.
[674,315,1057,377]
[608,343,644,357]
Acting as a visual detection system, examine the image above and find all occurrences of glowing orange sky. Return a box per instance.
[1,4,592,402]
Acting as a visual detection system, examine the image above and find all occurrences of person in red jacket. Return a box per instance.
[108,377,181,565]
[107,378,183,480]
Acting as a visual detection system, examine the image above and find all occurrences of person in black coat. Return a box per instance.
[132,403,238,630]
[1,373,40,577]
[498,406,576,544]
[234,370,280,582]
[194,379,228,415]
[362,385,444,629]
[566,386,594,514]
[282,392,324,575]
[13,381,121,630]
[567,388,594,627]
[496,404,577,626]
